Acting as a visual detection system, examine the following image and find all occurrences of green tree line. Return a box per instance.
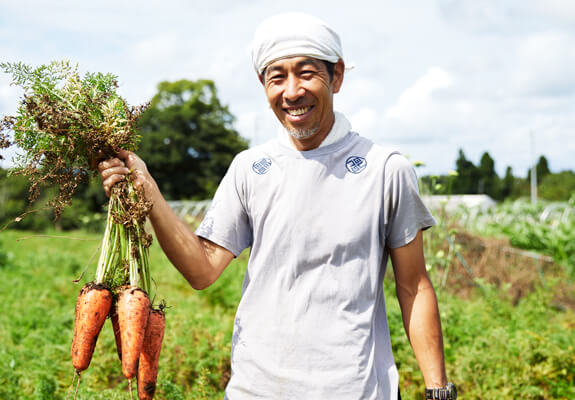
[420,149,575,201]
[1,77,573,231]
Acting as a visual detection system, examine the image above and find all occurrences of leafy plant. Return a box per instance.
[462,197,575,277]
[0,60,153,292]
[0,60,146,219]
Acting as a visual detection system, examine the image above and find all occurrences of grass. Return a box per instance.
[0,228,573,399]
[0,229,238,399]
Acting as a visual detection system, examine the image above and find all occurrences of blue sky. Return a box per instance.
[1,0,574,177]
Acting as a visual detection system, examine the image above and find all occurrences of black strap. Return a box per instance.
[425,387,449,399]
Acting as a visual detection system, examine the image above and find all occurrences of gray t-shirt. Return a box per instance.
[197,131,436,400]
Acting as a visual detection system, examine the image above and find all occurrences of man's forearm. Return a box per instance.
[135,172,232,290]
[147,191,213,289]
[397,278,447,388]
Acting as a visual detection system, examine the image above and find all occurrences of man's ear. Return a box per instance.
[332,59,345,94]
[258,73,265,85]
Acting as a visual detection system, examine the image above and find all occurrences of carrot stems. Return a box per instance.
[93,179,152,295]
[94,204,113,284]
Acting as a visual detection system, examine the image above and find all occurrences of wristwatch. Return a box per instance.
[425,382,457,399]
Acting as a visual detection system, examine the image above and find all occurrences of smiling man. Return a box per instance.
[261,56,344,148]
[99,12,455,400]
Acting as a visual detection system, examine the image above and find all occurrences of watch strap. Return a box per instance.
[424,382,457,399]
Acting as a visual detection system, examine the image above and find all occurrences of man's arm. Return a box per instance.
[98,150,234,290]
[390,230,448,389]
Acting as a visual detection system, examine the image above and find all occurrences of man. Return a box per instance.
[99,12,456,400]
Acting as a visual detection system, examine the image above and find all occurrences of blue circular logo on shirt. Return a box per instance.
[345,156,367,174]
[252,158,272,175]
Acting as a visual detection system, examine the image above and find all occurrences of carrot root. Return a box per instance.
[117,286,151,380]
[110,306,122,361]
[137,308,166,400]
[74,372,81,400]
[70,282,113,373]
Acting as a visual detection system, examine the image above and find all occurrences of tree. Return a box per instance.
[500,166,515,199]
[0,167,106,231]
[527,155,551,183]
[452,149,480,194]
[137,79,249,200]
[478,151,500,199]
[539,170,575,201]
[0,168,48,230]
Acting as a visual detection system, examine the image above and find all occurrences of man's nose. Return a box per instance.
[283,75,305,102]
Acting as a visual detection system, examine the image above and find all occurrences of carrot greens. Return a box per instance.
[0,60,153,293]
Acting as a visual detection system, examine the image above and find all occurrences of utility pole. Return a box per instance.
[530,131,537,204]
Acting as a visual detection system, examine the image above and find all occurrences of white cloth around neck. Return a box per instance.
[277,111,352,150]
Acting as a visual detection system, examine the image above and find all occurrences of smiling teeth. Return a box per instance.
[287,107,310,116]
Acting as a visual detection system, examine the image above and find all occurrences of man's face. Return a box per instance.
[261,56,344,143]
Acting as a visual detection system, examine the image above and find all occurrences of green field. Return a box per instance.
[1,223,574,399]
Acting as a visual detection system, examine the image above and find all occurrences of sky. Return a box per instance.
[1,0,574,177]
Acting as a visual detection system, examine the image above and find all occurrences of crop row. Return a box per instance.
[454,197,575,276]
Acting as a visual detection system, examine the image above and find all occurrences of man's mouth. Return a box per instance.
[285,106,312,116]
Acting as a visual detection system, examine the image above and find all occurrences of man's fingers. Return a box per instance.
[102,173,128,197]
[97,152,148,198]
[100,165,130,180]
[123,151,148,173]
[98,157,125,172]
[116,149,132,160]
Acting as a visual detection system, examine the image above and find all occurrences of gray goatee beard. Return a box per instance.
[286,126,318,140]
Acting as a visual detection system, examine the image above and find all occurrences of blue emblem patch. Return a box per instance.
[252,158,272,175]
[346,156,367,174]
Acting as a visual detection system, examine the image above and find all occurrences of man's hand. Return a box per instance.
[97,150,156,200]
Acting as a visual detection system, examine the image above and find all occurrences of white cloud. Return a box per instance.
[512,31,575,96]
[0,75,20,168]
[437,0,519,34]
[349,107,378,135]
[0,0,574,177]
[385,67,453,123]
[0,76,21,115]
[534,0,575,23]
[129,33,181,65]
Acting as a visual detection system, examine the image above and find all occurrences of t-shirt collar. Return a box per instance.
[277,111,352,150]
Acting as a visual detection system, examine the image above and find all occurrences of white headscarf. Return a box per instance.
[251,12,344,75]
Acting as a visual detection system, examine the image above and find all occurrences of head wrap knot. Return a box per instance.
[251,12,344,75]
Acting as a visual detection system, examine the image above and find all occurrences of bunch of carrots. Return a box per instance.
[70,180,166,400]
[72,283,165,400]
[0,61,166,399]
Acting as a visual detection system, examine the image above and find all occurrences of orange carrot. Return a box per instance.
[70,282,113,374]
[137,308,165,400]
[110,306,122,361]
[117,287,150,380]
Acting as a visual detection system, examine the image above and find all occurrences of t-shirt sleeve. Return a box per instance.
[384,153,436,249]
[195,155,252,257]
